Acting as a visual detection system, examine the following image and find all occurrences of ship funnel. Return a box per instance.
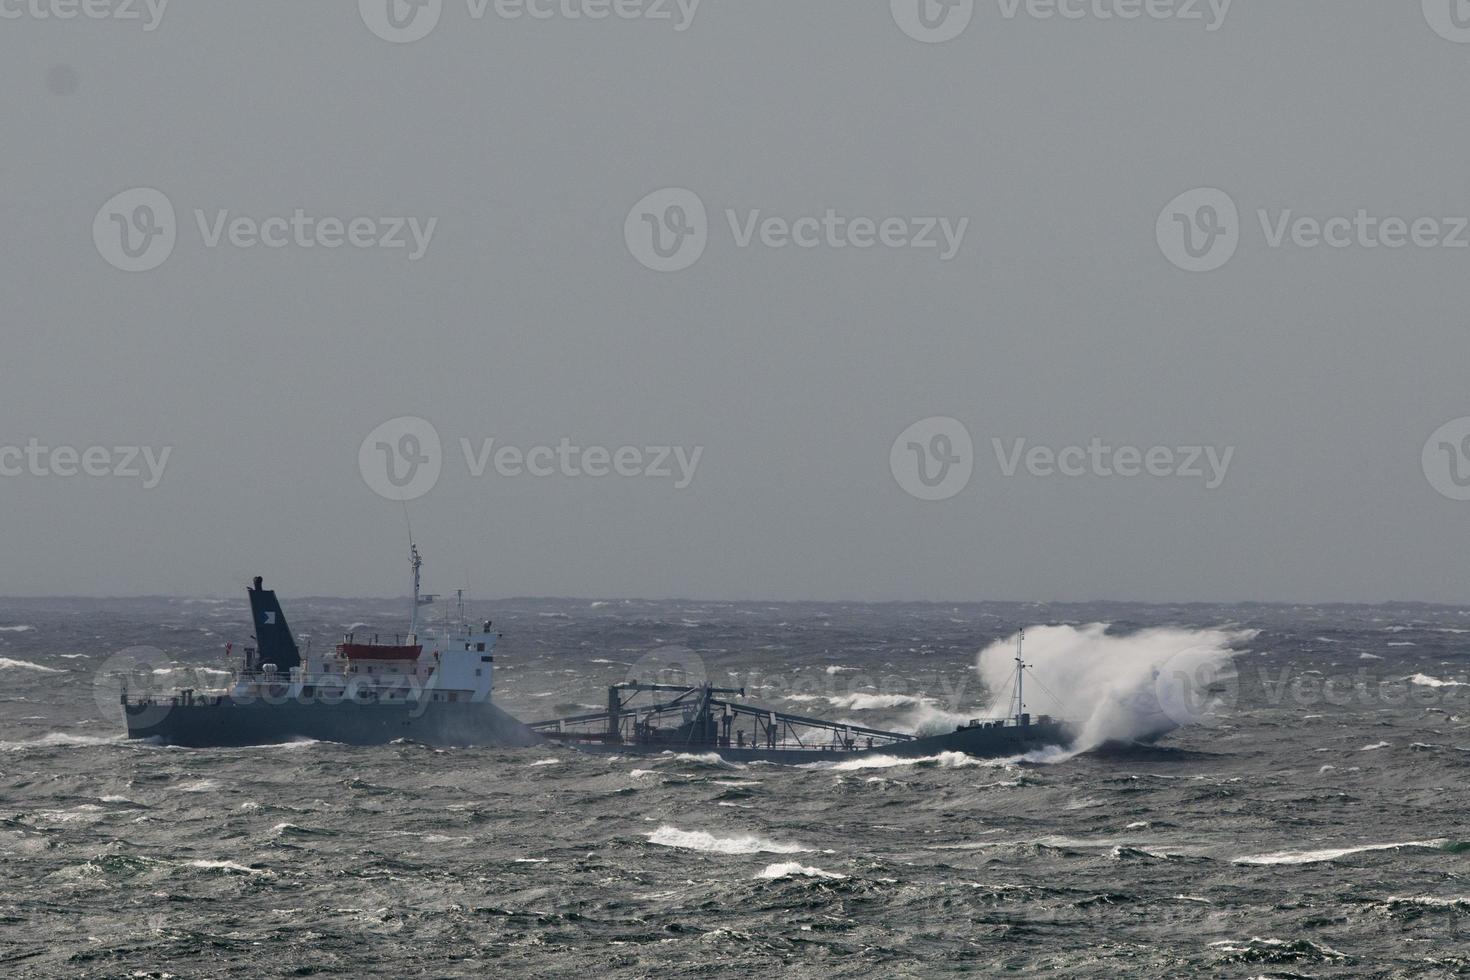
[247,577,301,672]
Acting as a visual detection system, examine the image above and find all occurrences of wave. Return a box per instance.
[183,859,270,876]
[645,825,808,855]
[756,862,846,880]
[0,658,62,674]
[665,751,742,770]
[1408,673,1468,688]
[974,624,1257,751]
[1233,839,1457,865]
[0,733,125,752]
[816,751,1009,772]
[826,693,923,711]
[0,625,35,633]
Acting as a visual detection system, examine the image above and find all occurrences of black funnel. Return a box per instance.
[247,577,301,672]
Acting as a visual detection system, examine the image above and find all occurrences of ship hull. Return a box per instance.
[123,697,544,749]
[552,721,1072,765]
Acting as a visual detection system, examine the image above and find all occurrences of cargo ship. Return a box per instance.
[530,632,1073,764]
[121,547,543,748]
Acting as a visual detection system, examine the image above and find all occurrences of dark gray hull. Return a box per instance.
[123,697,544,749]
[555,721,1072,765]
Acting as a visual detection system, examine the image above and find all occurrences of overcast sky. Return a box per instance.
[2,1,1469,603]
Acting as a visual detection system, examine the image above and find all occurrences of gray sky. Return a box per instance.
[3,1,1470,603]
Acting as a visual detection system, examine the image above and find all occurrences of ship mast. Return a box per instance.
[1013,628,1026,726]
[409,544,423,637]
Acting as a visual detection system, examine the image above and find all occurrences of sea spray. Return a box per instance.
[975,624,1257,750]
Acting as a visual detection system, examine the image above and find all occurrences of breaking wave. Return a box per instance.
[0,658,62,674]
[975,624,1257,750]
[756,862,846,880]
[645,825,809,855]
[1233,839,1459,865]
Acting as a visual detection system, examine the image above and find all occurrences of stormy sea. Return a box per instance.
[1,596,1467,978]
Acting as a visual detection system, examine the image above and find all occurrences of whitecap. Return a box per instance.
[814,751,1004,772]
[0,733,123,752]
[1408,673,1467,689]
[756,862,845,880]
[0,658,62,674]
[1233,839,1449,865]
[183,859,269,875]
[646,825,808,855]
[826,693,923,711]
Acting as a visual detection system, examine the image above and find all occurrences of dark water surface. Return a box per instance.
[1,597,1468,977]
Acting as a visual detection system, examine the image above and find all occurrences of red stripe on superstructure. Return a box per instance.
[336,643,424,661]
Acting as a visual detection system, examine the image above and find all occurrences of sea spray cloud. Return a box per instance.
[975,624,1257,749]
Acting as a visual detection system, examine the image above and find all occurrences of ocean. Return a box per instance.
[1,596,1467,977]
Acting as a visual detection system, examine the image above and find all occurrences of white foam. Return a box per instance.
[529,758,561,766]
[176,779,221,793]
[1233,839,1447,865]
[0,732,123,752]
[646,825,808,855]
[0,625,35,633]
[0,658,61,674]
[668,751,741,769]
[1408,673,1467,688]
[184,859,269,875]
[815,751,1005,772]
[1360,741,1390,751]
[1384,895,1470,909]
[974,624,1257,750]
[826,693,923,711]
[756,862,846,880]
